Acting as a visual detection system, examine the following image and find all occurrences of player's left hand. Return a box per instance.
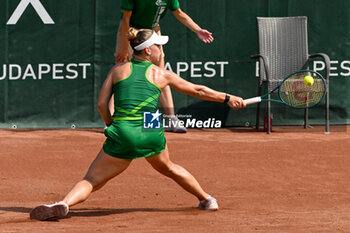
[196,29,214,43]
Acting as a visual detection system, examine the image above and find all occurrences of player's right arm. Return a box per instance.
[115,10,132,64]
[161,69,245,110]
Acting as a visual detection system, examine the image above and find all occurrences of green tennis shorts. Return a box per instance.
[103,120,166,160]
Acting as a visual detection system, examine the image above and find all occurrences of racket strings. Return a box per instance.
[279,72,325,107]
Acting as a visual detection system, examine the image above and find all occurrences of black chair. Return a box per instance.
[251,16,330,134]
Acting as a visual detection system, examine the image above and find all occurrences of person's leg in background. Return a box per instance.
[154,27,187,133]
[108,22,134,122]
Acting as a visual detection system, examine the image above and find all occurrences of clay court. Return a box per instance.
[1,126,350,232]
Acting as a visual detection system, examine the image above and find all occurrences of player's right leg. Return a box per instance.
[30,149,131,220]
[64,149,131,206]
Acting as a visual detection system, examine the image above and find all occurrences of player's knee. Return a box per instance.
[92,181,107,192]
[83,176,104,190]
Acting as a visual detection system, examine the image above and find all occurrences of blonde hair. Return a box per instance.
[128,28,153,54]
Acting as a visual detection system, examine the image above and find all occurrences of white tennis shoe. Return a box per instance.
[30,201,69,220]
[165,116,187,133]
[198,195,219,211]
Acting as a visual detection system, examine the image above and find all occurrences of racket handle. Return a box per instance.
[243,97,262,105]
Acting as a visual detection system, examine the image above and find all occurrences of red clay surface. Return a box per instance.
[1,126,350,232]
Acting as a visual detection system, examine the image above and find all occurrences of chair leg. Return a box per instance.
[267,94,271,134]
[325,83,330,133]
[256,83,263,131]
[256,103,261,131]
[304,108,309,128]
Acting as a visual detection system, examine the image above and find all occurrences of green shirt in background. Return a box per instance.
[121,0,180,29]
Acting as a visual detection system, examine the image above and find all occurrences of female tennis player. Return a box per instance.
[112,0,214,133]
[30,29,244,221]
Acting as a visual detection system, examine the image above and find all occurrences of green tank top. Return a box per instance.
[113,59,161,122]
[121,0,180,29]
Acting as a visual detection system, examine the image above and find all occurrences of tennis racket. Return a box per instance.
[243,70,326,108]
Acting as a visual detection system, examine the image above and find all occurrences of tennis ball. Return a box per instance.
[304,75,314,86]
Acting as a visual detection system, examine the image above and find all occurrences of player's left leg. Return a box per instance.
[145,146,218,210]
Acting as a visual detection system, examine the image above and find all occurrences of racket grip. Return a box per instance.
[243,97,262,105]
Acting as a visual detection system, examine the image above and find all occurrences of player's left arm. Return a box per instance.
[172,8,214,43]
[97,72,114,126]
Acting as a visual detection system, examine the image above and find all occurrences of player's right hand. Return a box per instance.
[227,95,246,110]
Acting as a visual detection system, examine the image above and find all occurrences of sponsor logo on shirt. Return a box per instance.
[155,0,167,7]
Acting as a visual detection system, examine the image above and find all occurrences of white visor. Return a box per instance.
[134,31,169,51]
